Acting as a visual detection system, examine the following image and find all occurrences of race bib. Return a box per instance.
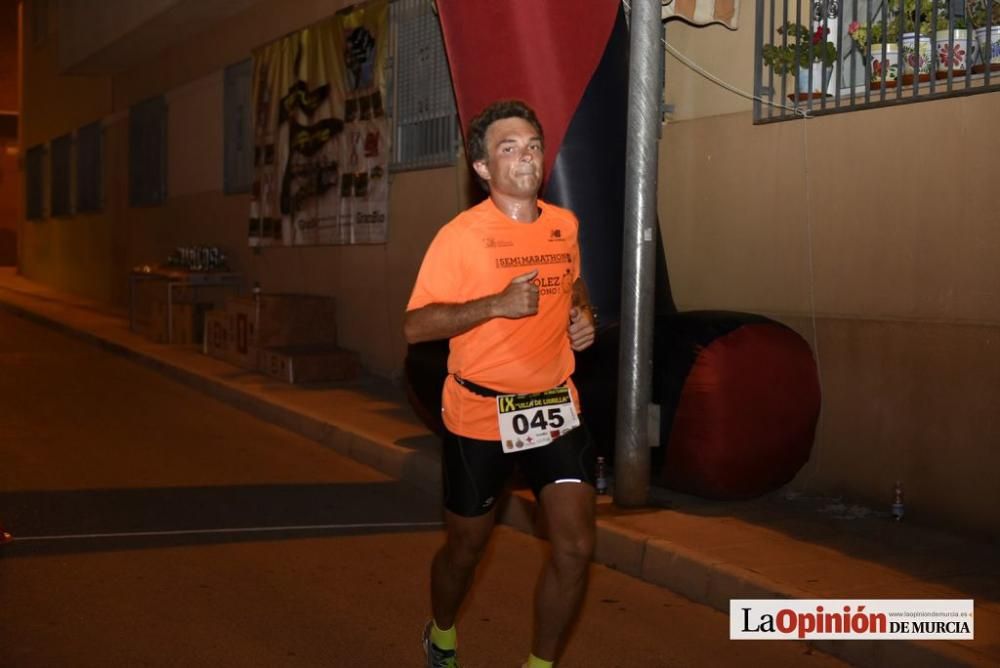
[497,386,580,453]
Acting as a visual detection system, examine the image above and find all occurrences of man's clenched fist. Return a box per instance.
[494,269,539,319]
[568,306,595,351]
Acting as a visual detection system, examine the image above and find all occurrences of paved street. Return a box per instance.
[0,309,846,667]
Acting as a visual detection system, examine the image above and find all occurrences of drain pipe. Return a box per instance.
[614,0,662,507]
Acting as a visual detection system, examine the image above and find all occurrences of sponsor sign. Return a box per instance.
[730,599,974,640]
[249,0,390,246]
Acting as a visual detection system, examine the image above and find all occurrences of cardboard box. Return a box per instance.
[225,293,338,348]
[228,306,258,362]
[258,344,360,384]
[136,301,205,344]
[173,303,204,345]
[203,309,229,355]
[202,308,258,369]
[130,272,231,344]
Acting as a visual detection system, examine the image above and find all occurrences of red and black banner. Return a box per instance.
[418,1,821,499]
[436,0,669,324]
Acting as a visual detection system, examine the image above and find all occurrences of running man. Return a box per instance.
[405,99,598,668]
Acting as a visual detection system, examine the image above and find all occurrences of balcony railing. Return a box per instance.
[754,0,1000,122]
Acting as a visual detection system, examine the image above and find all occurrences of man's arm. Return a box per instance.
[404,269,539,344]
[567,277,596,352]
[571,276,593,313]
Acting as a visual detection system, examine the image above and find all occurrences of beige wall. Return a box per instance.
[665,19,755,120]
[17,0,113,297]
[57,0,178,72]
[19,5,113,146]
[659,78,1000,538]
[650,5,1000,536]
[797,316,1000,537]
[57,0,266,74]
[17,0,1000,534]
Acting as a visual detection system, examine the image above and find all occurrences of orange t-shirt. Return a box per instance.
[407,197,582,440]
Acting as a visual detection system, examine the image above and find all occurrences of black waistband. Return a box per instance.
[453,375,503,398]
[453,375,567,399]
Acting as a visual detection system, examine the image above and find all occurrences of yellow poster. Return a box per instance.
[249,0,389,246]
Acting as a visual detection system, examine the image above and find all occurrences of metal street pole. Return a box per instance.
[614,0,661,507]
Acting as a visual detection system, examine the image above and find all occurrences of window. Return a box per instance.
[77,121,103,213]
[31,0,48,48]
[224,59,253,194]
[50,133,72,216]
[390,0,459,170]
[25,145,45,220]
[0,114,16,141]
[129,96,167,206]
[754,0,1000,122]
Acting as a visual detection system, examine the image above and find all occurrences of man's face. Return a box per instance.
[473,117,543,199]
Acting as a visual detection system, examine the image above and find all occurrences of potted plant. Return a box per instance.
[762,22,838,95]
[930,10,974,74]
[968,0,1000,71]
[848,18,902,83]
[968,0,1000,25]
[847,0,938,83]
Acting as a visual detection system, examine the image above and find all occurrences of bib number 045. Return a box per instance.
[497,386,579,453]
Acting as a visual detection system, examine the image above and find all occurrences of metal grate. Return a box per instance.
[31,0,48,48]
[129,96,167,206]
[224,59,253,195]
[25,145,45,220]
[390,0,459,170]
[76,121,103,213]
[0,113,16,140]
[754,0,1000,122]
[50,133,72,217]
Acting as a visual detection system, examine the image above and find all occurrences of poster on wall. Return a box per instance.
[249,0,389,246]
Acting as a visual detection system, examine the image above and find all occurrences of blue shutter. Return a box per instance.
[25,145,44,220]
[129,96,167,206]
[76,121,103,213]
[50,133,72,216]
[224,59,253,194]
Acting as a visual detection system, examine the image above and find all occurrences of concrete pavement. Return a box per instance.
[1,267,997,667]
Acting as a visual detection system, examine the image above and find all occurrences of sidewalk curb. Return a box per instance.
[0,293,989,668]
[496,495,985,667]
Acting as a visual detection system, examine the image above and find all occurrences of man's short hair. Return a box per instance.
[465,99,544,166]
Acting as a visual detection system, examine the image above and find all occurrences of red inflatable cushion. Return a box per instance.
[662,324,821,499]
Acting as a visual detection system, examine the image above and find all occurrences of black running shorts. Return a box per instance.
[441,424,596,517]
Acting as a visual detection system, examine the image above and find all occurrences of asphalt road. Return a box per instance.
[0,309,848,667]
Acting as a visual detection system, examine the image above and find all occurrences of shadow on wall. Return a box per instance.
[0,229,15,266]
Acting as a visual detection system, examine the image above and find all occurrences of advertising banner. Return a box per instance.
[249,0,389,246]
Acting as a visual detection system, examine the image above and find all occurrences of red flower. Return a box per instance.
[939,44,966,67]
[812,26,829,45]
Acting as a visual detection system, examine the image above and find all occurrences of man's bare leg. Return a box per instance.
[531,481,596,661]
[430,507,498,629]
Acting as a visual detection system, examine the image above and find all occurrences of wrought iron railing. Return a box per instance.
[754,0,1000,122]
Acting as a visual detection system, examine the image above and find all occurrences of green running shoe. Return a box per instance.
[422,621,460,668]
